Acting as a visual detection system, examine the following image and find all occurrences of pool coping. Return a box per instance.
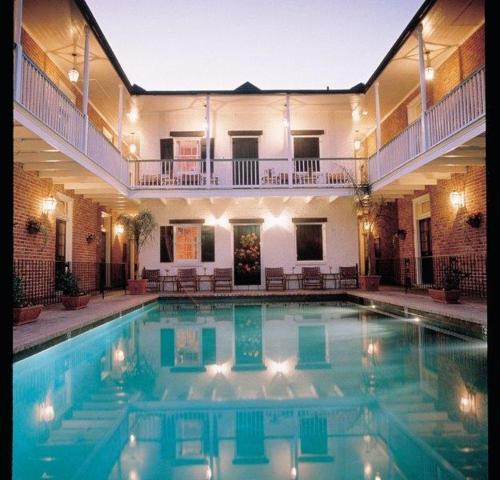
[13,297,159,361]
[13,290,486,361]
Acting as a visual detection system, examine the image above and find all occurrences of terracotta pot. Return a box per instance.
[13,304,43,325]
[61,294,91,310]
[128,278,148,295]
[428,288,460,304]
[359,275,381,291]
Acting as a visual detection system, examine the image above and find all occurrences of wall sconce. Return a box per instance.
[363,220,371,233]
[460,394,474,414]
[450,190,465,208]
[115,224,124,235]
[127,108,138,123]
[68,53,79,83]
[42,196,57,214]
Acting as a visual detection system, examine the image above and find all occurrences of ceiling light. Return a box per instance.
[425,66,434,81]
[129,143,137,154]
[68,53,79,83]
[127,108,139,122]
[354,140,361,151]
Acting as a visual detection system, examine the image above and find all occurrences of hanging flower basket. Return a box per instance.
[465,212,482,229]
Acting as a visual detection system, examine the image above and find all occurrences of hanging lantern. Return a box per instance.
[42,196,57,214]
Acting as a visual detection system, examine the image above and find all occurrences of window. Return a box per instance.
[296,224,324,261]
[176,139,200,173]
[175,225,200,261]
[175,327,201,366]
[294,137,320,172]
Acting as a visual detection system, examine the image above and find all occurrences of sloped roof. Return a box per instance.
[234,81,261,93]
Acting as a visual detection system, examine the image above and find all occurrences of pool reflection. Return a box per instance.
[13,301,487,480]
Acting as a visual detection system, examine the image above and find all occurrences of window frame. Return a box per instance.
[294,222,326,263]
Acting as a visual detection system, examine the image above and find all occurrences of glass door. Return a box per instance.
[233,224,261,286]
[55,219,66,282]
[232,137,259,186]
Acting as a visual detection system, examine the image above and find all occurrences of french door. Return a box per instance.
[418,217,434,285]
[232,137,259,186]
[233,224,261,286]
[55,219,67,281]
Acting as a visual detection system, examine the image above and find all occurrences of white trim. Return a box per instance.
[412,193,431,284]
[55,192,73,263]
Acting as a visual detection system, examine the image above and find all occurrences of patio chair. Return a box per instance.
[176,268,198,292]
[339,265,359,289]
[265,267,286,290]
[302,266,323,290]
[142,268,160,292]
[212,268,233,292]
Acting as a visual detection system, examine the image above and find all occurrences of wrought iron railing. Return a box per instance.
[13,259,128,305]
[375,255,486,298]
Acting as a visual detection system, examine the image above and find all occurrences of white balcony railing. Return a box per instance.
[369,66,485,183]
[15,48,129,186]
[130,158,365,190]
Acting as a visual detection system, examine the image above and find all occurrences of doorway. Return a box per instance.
[233,224,261,286]
[232,137,259,186]
[418,217,434,285]
[55,218,67,280]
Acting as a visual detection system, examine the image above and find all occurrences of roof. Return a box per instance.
[74,0,437,96]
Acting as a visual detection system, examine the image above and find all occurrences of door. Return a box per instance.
[419,218,434,285]
[233,224,261,286]
[294,137,320,173]
[232,137,259,186]
[55,219,67,281]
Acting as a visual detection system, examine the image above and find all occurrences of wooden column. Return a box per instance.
[82,25,91,153]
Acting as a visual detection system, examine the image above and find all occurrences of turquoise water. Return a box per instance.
[13,300,488,479]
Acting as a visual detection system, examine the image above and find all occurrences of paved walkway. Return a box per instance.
[349,286,487,326]
[13,291,158,357]
[13,286,487,357]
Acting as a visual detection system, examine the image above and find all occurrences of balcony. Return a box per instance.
[130,158,365,191]
[14,48,129,186]
[369,66,485,184]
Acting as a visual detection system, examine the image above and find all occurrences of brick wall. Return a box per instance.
[13,163,105,262]
[393,165,486,258]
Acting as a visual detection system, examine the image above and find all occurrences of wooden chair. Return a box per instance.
[302,266,323,290]
[265,267,286,290]
[212,268,233,292]
[142,268,160,292]
[339,265,359,288]
[176,268,198,292]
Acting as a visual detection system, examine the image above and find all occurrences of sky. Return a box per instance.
[86,0,424,91]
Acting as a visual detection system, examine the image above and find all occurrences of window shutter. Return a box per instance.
[160,138,173,175]
[202,328,216,365]
[160,328,175,367]
[201,225,215,262]
[160,226,174,262]
[201,138,215,174]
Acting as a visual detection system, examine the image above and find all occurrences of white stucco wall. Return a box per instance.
[138,196,359,286]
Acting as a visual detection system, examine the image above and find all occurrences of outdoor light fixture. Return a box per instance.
[425,51,434,81]
[450,190,465,208]
[68,53,79,83]
[367,343,375,355]
[127,108,139,122]
[290,467,297,479]
[460,395,472,414]
[129,434,137,447]
[42,196,57,214]
[352,108,361,121]
[129,143,137,154]
[362,110,368,116]
[363,220,371,233]
[115,224,124,235]
[354,139,361,151]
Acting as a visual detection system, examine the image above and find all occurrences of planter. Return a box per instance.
[13,304,43,325]
[128,278,148,295]
[428,288,461,304]
[62,294,91,310]
[359,275,381,291]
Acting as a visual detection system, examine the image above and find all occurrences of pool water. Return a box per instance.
[13,300,488,479]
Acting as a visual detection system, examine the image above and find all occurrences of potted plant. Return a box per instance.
[117,210,157,295]
[428,260,470,304]
[56,269,90,309]
[13,273,43,325]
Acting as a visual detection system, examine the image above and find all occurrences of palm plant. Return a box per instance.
[117,210,157,280]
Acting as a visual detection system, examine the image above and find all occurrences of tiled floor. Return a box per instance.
[13,286,486,356]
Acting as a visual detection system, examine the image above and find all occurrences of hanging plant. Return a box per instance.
[26,217,49,248]
[465,212,482,229]
[86,233,97,244]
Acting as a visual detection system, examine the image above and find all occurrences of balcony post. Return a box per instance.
[374,81,382,180]
[82,24,90,154]
[286,94,293,187]
[205,93,211,188]
[14,0,23,102]
[416,24,428,152]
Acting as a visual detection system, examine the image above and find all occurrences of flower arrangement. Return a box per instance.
[466,212,482,228]
[234,232,260,275]
[26,217,49,247]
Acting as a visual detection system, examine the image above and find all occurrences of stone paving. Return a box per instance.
[13,286,487,357]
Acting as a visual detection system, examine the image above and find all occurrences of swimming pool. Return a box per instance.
[13,300,488,479]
